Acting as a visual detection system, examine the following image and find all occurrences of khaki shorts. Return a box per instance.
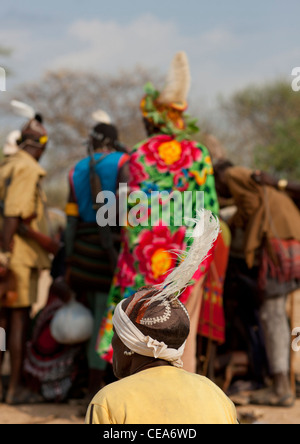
[2,265,39,309]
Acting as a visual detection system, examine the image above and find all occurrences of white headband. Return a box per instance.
[113,301,186,368]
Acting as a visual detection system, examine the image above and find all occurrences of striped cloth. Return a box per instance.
[68,223,121,293]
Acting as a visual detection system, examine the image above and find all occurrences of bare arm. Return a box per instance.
[252,171,300,199]
[2,217,19,252]
[0,217,19,273]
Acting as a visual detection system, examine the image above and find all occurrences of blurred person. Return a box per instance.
[214,160,300,407]
[97,52,220,375]
[252,170,300,208]
[0,114,52,404]
[23,211,86,404]
[86,213,238,425]
[23,278,86,403]
[65,111,129,406]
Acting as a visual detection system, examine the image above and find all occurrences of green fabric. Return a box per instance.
[86,292,109,371]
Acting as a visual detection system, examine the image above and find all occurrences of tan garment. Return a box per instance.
[226,166,300,268]
[4,265,39,308]
[0,149,51,269]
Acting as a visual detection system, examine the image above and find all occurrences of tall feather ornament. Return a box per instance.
[149,209,220,305]
[11,100,35,119]
[158,51,191,105]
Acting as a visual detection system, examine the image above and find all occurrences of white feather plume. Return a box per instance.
[3,130,21,156]
[158,51,191,105]
[92,110,112,125]
[11,100,35,119]
[149,209,220,305]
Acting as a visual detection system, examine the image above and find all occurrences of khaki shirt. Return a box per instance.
[0,150,51,269]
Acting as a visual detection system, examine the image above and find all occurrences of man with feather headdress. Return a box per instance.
[97,52,220,374]
[0,101,51,404]
[87,211,238,424]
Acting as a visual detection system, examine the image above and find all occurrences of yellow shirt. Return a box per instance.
[86,366,238,425]
[0,150,50,269]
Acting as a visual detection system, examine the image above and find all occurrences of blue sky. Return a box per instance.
[1,0,300,107]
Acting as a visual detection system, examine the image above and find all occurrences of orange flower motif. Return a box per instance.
[135,224,186,285]
[151,248,173,279]
[158,140,182,165]
[141,135,201,174]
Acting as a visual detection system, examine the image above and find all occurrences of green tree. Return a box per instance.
[219,80,300,181]
[254,117,300,181]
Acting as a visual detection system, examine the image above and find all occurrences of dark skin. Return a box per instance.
[0,307,31,403]
[0,143,47,404]
[214,169,232,200]
[2,217,19,254]
[111,329,171,381]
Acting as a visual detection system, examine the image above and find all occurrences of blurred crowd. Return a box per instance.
[0,51,300,415]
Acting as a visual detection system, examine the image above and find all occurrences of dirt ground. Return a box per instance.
[237,400,300,425]
[0,398,300,425]
[1,277,300,425]
[0,402,85,424]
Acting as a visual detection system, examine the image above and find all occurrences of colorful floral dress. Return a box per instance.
[96,134,219,362]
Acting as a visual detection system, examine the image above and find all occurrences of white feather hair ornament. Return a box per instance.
[11,100,35,120]
[158,51,191,106]
[149,209,220,305]
[3,130,21,156]
[91,110,112,125]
